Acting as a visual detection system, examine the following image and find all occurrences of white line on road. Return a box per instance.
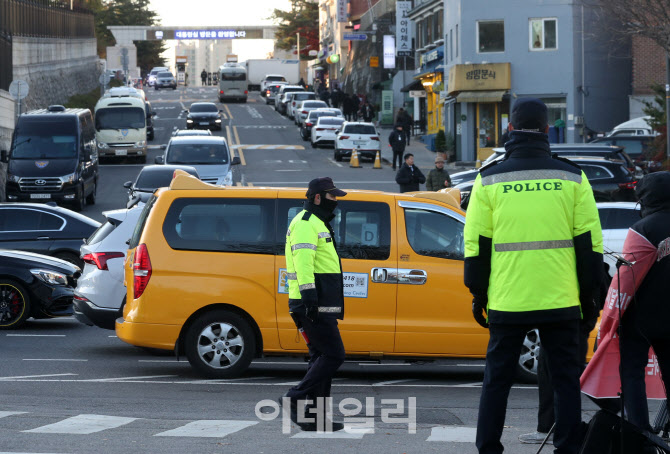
[275,381,300,386]
[6,334,66,337]
[291,426,374,439]
[427,426,477,442]
[80,375,177,382]
[24,414,137,435]
[275,169,302,172]
[454,364,486,367]
[452,382,484,387]
[23,359,88,362]
[0,411,28,418]
[155,420,258,438]
[372,379,416,386]
[0,373,78,380]
[108,335,118,338]
[137,360,179,363]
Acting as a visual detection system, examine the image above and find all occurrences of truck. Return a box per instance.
[244,59,300,92]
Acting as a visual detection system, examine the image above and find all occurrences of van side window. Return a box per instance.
[163,198,276,254]
[277,200,391,260]
[404,208,464,260]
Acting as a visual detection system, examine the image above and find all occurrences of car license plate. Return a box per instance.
[354,140,367,145]
[30,193,50,199]
[200,122,209,126]
[115,149,127,156]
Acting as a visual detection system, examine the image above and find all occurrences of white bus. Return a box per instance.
[94,95,147,163]
[218,65,248,103]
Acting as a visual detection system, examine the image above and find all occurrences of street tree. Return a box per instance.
[269,0,319,60]
[592,0,670,53]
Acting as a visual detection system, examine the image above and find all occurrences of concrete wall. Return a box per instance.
[13,37,100,111]
[0,90,13,201]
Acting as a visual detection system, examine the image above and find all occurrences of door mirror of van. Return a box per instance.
[231,156,241,166]
[0,150,7,163]
[155,155,165,164]
[160,144,167,150]
[123,181,133,189]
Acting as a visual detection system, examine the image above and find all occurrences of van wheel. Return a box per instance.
[185,310,255,378]
[86,182,96,205]
[0,279,32,329]
[334,150,342,162]
[73,191,85,212]
[137,155,147,164]
[516,329,540,383]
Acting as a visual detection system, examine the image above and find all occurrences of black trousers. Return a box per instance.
[536,326,590,433]
[392,151,404,170]
[476,320,582,454]
[286,315,345,403]
[620,319,670,431]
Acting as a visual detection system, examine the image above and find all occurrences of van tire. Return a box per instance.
[334,150,343,162]
[86,182,96,205]
[0,279,32,329]
[73,192,85,212]
[185,310,255,378]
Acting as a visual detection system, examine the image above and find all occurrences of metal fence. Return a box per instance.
[0,31,10,91]
[0,0,95,39]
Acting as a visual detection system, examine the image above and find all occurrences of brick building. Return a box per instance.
[630,36,667,118]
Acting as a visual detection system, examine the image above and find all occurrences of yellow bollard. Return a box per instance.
[349,147,361,168]
[373,149,382,169]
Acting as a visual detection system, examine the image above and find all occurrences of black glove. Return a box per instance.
[580,296,598,334]
[472,296,489,328]
[305,305,319,323]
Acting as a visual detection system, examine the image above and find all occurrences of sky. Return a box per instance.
[150,0,292,61]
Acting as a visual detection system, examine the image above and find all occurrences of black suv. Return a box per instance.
[590,135,656,170]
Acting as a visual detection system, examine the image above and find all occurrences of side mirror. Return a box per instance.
[155,155,164,164]
[160,144,167,150]
[231,156,241,166]
[1,150,8,163]
[123,181,132,189]
[219,109,224,113]
[182,109,188,113]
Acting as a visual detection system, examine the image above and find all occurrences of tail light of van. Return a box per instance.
[315,128,324,131]
[301,110,308,114]
[292,101,296,106]
[220,90,224,94]
[82,252,125,271]
[244,90,248,95]
[306,122,313,127]
[133,243,152,299]
[371,136,380,141]
[619,180,637,190]
[339,136,350,140]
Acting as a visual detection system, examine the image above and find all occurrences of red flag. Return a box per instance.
[581,229,666,399]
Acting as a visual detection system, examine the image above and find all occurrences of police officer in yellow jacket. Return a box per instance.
[464,98,603,454]
[283,177,346,432]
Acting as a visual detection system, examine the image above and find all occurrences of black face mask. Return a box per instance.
[320,197,338,213]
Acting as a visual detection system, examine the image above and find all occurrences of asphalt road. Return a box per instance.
[0,86,627,454]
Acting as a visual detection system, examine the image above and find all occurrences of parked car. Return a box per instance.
[310,116,346,148]
[597,202,640,276]
[185,102,223,131]
[116,174,596,380]
[145,101,155,141]
[590,135,657,171]
[264,83,286,104]
[260,75,287,96]
[607,116,656,137]
[155,136,240,186]
[274,85,305,114]
[147,67,169,87]
[0,249,79,329]
[124,165,199,204]
[334,122,381,162]
[0,203,100,268]
[154,71,177,90]
[300,109,343,141]
[74,206,143,330]
[287,92,317,121]
[294,100,329,126]
[173,129,212,137]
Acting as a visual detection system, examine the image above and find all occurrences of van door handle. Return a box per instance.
[396,269,427,285]
[37,236,50,240]
[371,267,388,283]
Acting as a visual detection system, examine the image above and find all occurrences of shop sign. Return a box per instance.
[396,1,412,56]
[370,56,379,68]
[383,35,395,69]
[409,90,426,98]
[337,0,347,23]
[448,63,511,93]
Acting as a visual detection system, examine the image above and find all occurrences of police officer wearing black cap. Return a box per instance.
[282,177,347,432]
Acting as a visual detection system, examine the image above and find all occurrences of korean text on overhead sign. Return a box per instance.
[337,0,347,23]
[174,30,247,39]
[396,1,412,56]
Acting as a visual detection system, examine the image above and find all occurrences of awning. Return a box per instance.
[400,79,423,92]
[311,65,325,71]
[456,90,507,103]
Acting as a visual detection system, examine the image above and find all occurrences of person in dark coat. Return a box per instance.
[619,171,670,432]
[396,108,413,145]
[350,94,360,120]
[319,88,331,106]
[426,155,452,191]
[388,125,407,171]
[331,87,343,109]
[395,153,425,193]
[200,69,207,86]
[342,94,353,121]
[361,101,375,123]
[298,78,306,88]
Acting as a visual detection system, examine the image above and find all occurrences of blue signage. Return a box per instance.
[175,30,247,39]
[343,34,368,41]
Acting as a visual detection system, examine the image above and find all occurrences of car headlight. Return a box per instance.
[221,171,233,186]
[186,119,193,123]
[7,173,20,183]
[98,141,108,149]
[215,119,222,123]
[60,172,77,184]
[31,269,68,286]
[134,141,146,148]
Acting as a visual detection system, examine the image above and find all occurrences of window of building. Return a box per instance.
[538,97,566,125]
[477,20,505,53]
[426,16,433,46]
[436,10,443,40]
[450,29,453,61]
[529,18,557,50]
[455,24,459,57]
[404,208,464,260]
[416,21,423,48]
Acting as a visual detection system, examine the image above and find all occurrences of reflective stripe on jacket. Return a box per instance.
[464,137,603,324]
[285,209,344,319]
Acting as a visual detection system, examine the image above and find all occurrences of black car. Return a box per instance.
[590,135,656,170]
[145,101,155,141]
[0,249,79,329]
[185,102,223,130]
[0,203,100,268]
[124,164,199,203]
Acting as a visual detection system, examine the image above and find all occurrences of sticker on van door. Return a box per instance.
[278,269,368,298]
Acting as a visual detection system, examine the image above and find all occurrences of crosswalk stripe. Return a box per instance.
[291,426,374,439]
[426,426,477,442]
[23,414,137,434]
[0,411,27,418]
[154,420,258,437]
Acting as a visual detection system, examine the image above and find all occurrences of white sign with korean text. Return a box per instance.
[396,1,412,56]
[278,269,369,298]
[383,35,396,69]
[337,0,347,23]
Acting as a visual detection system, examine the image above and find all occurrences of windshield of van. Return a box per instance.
[220,71,246,81]
[12,118,78,159]
[166,143,229,165]
[95,107,145,130]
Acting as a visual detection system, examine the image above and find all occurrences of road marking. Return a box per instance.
[275,381,300,386]
[24,414,137,434]
[454,364,486,367]
[372,379,415,386]
[330,159,343,167]
[427,426,477,442]
[108,335,118,338]
[23,359,88,362]
[155,420,258,437]
[80,375,177,382]
[0,411,28,418]
[224,104,233,119]
[0,373,78,380]
[235,125,288,129]
[452,382,484,387]
[225,125,233,145]
[233,126,241,145]
[6,334,66,337]
[245,106,262,119]
[291,426,374,439]
[275,169,302,172]
[231,145,305,150]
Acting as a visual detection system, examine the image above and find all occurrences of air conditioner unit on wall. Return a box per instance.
[574,116,584,125]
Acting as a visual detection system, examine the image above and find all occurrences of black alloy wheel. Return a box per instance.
[0,280,31,329]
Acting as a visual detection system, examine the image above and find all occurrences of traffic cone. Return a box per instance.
[350,147,361,168]
[373,149,382,169]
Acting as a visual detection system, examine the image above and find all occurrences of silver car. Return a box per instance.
[155,136,240,186]
[155,71,177,90]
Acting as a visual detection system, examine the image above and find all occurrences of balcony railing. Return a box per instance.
[0,0,95,39]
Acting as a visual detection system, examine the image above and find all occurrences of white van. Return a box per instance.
[607,116,657,136]
[218,65,247,103]
[94,95,147,163]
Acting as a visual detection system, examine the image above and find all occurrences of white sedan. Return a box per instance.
[311,116,346,148]
[334,122,381,162]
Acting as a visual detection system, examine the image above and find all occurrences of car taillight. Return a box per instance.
[306,122,313,127]
[244,90,248,94]
[619,181,637,190]
[371,136,380,141]
[82,252,125,271]
[133,243,152,299]
[315,128,324,131]
[301,110,308,114]
[339,135,350,140]
[292,102,296,106]
[220,90,224,94]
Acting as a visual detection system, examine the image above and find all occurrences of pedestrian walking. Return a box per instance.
[395,153,425,193]
[361,100,375,123]
[426,156,452,191]
[350,94,360,120]
[298,78,306,88]
[388,125,407,171]
[396,108,413,145]
[464,98,603,454]
[331,87,343,109]
[319,88,331,107]
[200,69,207,86]
[282,177,347,432]
[342,94,354,121]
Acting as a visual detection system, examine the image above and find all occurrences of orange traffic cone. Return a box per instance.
[373,149,382,169]
[350,147,361,168]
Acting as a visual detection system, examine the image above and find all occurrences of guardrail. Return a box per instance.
[0,0,95,39]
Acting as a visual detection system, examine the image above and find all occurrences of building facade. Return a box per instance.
[630,36,667,119]
[443,0,631,163]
